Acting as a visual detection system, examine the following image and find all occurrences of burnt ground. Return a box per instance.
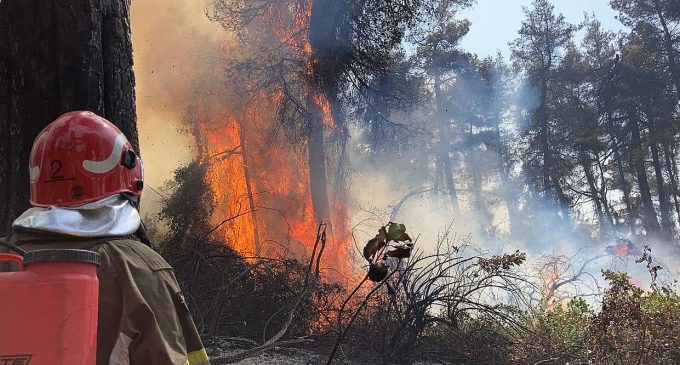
[206,337,343,364]
[206,337,444,364]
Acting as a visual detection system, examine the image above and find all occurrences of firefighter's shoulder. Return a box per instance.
[95,237,173,273]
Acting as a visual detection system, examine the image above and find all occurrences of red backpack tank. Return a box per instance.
[0,249,100,365]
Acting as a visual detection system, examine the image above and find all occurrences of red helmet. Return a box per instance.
[29,111,144,207]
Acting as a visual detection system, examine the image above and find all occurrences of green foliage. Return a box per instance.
[363,222,414,282]
[512,272,680,365]
[513,299,592,364]
[478,250,526,272]
[157,161,214,260]
[588,271,680,364]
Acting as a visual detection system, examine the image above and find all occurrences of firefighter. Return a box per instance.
[2,111,210,365]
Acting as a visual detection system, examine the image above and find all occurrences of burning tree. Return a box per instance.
[187,0,466,275]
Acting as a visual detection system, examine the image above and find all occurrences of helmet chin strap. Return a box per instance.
[120,193,151,247]
[122,193,140,210]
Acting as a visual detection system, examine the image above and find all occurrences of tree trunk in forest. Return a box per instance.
[537,74,553,199]
[654,0,680,99]
[468,149,491,234]
[628,115,662,237]
[499,153,520,233]
[580,152,608,239]
[237,120,261,252]
[607,112,635,233]
[306,0,351,222]
[0,0,138,235]
[664,143,680,223]
[595,154,617,229]
[306,100,330,221]
[493,120,520,234]
[435,76,460,215]
[646,113,674,240]
[553,177,572,229]
[441,149,460,215]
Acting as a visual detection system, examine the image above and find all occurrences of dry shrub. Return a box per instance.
[152,160,343,341]
[332,234,527,365]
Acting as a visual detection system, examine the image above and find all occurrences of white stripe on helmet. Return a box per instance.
[29,165,40,182]
[82,133,129,174]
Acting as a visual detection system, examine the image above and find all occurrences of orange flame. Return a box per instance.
[608,239,633,257]
[199,98,350,279]
[194,0,352,281]
[613,243,630,257]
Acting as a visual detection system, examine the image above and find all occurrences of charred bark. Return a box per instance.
[0,0,138,234]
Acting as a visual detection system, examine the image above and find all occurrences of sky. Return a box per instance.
[459,0,626,59]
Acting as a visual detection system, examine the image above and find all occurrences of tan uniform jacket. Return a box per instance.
[1,230,210,365]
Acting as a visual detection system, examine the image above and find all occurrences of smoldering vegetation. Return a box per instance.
[141,0,680,363]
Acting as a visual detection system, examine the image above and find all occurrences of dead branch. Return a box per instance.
[210,223,327,364]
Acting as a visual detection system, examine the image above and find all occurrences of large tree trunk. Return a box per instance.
[492,118,520,234]
[0,0,138,234]
[595,153,617,229]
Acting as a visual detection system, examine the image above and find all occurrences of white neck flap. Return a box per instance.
[12,195,141,238]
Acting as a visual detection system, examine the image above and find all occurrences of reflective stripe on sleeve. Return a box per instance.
[108,332,133,365]
[184,348,210,365]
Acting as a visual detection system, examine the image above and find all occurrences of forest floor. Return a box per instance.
[207,337,340,364]
[208,338,443,364]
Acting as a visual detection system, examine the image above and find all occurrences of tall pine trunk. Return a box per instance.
[538,76,552,198]
[595,153,617,228]
[664,143,680,223]
[646,113,674,240]
[307,0,351,222]
[237,120,261,251]
[654,0,680,99]
[435,76,460,214]
[0,0,138,234]
[580,152,608,239]
[629,114,661,237]
[608,112,635,233]
[306,100,330,221]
